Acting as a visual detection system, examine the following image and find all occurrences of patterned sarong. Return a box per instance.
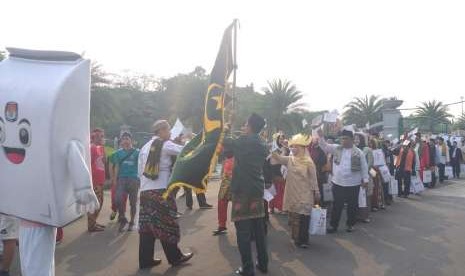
[139,189,180,244]
[218,177,232,201]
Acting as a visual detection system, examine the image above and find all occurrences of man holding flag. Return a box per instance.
[224,113,269,276]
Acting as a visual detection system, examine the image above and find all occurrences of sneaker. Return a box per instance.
[295,242,309,249]
[234,267,254,276]
[327,226,338,234]
[110,211,117,221]
[118,218,128,232]
[213,227,227,236]
[127,222,135,232]
[139,259,162,270]
[346,226,355,232]
[199,203,213,209]
[170,252,194,266]
[88,225,105,233]
[256,260,268,273]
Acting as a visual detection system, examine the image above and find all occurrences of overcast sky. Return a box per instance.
[2,0,465,118]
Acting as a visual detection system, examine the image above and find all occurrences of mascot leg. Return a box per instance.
[19,223,56,276]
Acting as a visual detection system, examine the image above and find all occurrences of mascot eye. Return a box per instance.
[0,120,5,144]
[18,122,32,147]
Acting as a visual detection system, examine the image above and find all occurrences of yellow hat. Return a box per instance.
[272,132,284,141]
[288,133,311,147]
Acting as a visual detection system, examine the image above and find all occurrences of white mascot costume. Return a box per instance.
[0,48,99,275]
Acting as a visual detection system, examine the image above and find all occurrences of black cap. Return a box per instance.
[120,132,132,139]
[339,129,354,139]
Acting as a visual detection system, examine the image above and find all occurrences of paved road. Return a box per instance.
[8,178,465,275]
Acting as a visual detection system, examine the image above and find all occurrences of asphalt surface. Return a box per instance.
[6,178,465,276]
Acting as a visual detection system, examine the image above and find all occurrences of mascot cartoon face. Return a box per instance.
[0,102,32,164]
[0,48,94,226]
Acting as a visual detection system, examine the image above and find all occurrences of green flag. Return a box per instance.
[164,21,235,198]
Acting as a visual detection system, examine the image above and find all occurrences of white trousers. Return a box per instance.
[19,224,56,276]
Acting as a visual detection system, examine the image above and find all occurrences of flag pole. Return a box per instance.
[231,19,238,130]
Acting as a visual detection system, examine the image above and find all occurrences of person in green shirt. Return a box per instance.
[224,113,268,276]
[110,132,140,232]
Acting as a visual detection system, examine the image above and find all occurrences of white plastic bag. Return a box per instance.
[358,187,367,207]
[389,178,398,195]
[379,165,391,183]
[422,170,432,183]
[322,183,333,202]
[410,176,425,194]
[309,207,327,235]
[445,166,453,177]
[373,149,386,166]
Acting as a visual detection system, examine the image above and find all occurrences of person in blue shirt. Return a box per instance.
[111,132,140,232]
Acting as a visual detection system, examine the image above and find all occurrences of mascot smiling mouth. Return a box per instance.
[3,146,26,164]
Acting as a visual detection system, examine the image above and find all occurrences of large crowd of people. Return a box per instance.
[2,114,465,276]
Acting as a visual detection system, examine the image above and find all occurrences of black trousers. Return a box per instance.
[452,161,461,178]
[290,213,310,245]
[235,218,268,275]
[139,233,182,268]
[298,215,310,244]
[397,171,411,196]
[438,163,446,182]
[382,181,392,202]
[431,170,437,187]
[185,188,208,208]
[330,184,359,229]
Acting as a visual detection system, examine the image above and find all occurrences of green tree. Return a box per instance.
[343,95,384,128]
[453,114,465,130]
[161,67,209,133]
[91,61,110,90]
[414,100,452,132]
[263,79,304,133]
[232,84,266,129]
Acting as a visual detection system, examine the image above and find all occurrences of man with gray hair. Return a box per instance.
[137,120,193,270]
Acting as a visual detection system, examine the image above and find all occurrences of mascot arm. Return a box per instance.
[67,140,100,214]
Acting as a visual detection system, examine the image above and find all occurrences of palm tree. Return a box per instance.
[454,114,465,130]
[414,100,452,132]
[343,95,384,128]
[263,79,304,132]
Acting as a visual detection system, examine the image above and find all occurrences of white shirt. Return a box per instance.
[138,137,184,191]
[436,144,450,164]
[319,138,369,187]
